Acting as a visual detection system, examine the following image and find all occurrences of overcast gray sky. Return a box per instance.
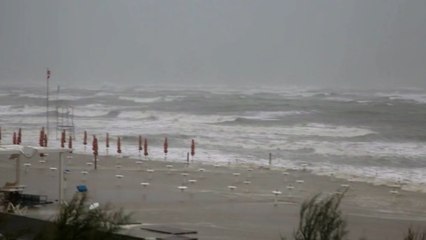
[0,0,425,89]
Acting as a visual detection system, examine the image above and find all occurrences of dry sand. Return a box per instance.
[1,152,426,239]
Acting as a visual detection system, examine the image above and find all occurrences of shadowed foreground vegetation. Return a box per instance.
[282,192,347,240]
[0,193,131,240]
[35,193,131,240]
[1,191,426,240]
[282,191,426,240]
[403,228,426,240]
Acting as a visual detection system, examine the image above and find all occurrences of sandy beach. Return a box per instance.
[1,152,426,240]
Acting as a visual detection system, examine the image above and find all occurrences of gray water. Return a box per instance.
[1,85,426,190]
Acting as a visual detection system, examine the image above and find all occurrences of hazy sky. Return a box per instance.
[0,0,425,89]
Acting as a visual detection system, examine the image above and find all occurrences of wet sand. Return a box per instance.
[1,152,426,239]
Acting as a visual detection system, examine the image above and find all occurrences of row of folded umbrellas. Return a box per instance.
[0,127,196,157]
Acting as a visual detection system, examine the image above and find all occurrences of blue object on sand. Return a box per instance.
[76,185,88,192]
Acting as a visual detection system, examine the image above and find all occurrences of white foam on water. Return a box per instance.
[376,92,426,104]
[163,95,186,102]
[73,109,110,117]
[0,105,46,116]
[117,111,154,119]
[118,95,186,103]
[324,96,355,102]
[119,96,162,103]
[279,123,375,138]
[310,164,426,192]
[55,95,94,101]
[94,91,116,97]
[73,104,113,117]
[309,140,426,158]
[18,93,46,99]
[242,111,309,120]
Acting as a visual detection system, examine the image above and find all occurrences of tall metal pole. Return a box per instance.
[46,68,50,138]
[59,152,64,203]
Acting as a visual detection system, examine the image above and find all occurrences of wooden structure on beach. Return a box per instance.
[0,145,69,213]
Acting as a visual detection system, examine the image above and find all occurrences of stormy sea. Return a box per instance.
[1,85,426,191]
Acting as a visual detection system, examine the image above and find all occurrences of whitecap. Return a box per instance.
[310,140,426,158]
[376,92,426,104]
[117,111,155,119]
[242,111,309,120]
[0,105,46,116]
[119,96,162,103]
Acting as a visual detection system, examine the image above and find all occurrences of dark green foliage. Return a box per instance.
[292,192,348,240]
[0,214,31,240]
[35,193,131,240]
[403,227,426,240]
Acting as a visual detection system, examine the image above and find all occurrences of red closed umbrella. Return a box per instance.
[39,127,45,147]
[17,128,22,145]
[191,139,195,157]
[12,132,17,144]
[68,135,73,151]
[92,135,98,156]
[117,137,122,154]
[143,138,148,157]
[93,135,98,170]
[138,135,142,151]
[83,130,87,145]
[164,137,168,155]
[61,130,66,148]
[106,132,109,148]
[44,133,48,147]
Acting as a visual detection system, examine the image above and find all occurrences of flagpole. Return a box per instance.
[46,68,50,139]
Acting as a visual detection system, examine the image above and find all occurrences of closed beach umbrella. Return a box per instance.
[191,139,195,157]
[106,132,109,148]
[68,135,73,151]
[61,130,66,148]
[164,137,168,155]
[17,128,22,144]
[117,137,122,154]
[39,127,45,146]
[44,133,48,147]
[92,135,98,157]
[12,132,16,144]
[143,138,148,156]
[138,135,142,151]
[83,130,87,146]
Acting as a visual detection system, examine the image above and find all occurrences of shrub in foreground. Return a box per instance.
[404,227,426,240]
[35,193,131,240]
[283,192,348,240]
